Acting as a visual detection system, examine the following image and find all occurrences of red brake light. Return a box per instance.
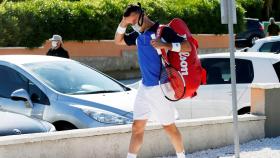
[259,24,264,31]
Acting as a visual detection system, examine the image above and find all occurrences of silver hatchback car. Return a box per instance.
[0,55,135,130]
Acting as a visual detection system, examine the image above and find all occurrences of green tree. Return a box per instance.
[263,0,273,19]
[262,0,280,21]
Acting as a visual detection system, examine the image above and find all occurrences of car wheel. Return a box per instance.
[249,36,260,46]
[238,107,251,115]
[53,121,77,131]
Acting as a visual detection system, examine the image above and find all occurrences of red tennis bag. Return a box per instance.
[157,18,203,98]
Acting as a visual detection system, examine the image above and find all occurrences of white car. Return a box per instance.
[175,52,280,119]
[130,52,280,119]
[240,36,280,53]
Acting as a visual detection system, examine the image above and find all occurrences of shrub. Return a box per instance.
[0,0,246,47]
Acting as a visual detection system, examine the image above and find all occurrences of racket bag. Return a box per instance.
[157,18,204,98]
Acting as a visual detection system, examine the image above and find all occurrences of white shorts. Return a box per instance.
[133,83,178,125]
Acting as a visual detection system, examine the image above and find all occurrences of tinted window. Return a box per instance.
[246,20,260,29]
[235,59,254,83]
[27,80,50,105]
[201,58,254,84]
[272,42,280,52]
[259,41,280,52]
[0,65,49,104]
[273,62,280,82]
[16,73,49,105]
[259,42,274,52]
[0,66,28,98]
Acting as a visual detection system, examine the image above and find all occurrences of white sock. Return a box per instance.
[127,153,137,158]
[176,151,186,158]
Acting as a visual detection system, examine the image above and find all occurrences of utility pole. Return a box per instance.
[220,0,240,157]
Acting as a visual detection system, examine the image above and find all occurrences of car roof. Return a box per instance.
[255,36,280,43]
[0,55,71,65]
[199,52,280,61]
[244,18,259,21]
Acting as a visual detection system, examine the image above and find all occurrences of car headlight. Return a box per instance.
[82,109,132,125]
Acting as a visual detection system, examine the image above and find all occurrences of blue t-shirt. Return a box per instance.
[124,22,184,86]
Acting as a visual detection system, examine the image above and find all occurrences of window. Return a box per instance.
[235,59,254,83]
[200,58,254,84]
[259,42,274,52]
[0,65,49,105]
[201,59,230,84]
[271,42,280,52]
[273,62,280,82]
[0,66,28,98]
[259,41,280,52]
[27,80,50,105]
[23,61,127,95]
[247,20,258,29]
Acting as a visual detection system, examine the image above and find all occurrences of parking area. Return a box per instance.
[158,136,280,158]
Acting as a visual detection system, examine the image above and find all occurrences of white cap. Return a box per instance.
[49,35,62,41]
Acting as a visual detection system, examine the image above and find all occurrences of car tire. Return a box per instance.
[238,107,251,115]
[249,35,260,46]
[53,121,77,131]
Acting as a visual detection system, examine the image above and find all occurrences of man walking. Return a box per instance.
[114,3,191,158]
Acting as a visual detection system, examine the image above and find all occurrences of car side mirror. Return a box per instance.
[240,47,249,52]
[11,89,34,108]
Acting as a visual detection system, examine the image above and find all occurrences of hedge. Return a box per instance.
[0,0,245,47]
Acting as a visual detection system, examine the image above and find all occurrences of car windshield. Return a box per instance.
[23,61,127,95]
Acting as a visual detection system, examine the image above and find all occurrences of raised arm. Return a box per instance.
[114,17,130,45]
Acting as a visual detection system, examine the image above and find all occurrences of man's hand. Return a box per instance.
[119,17,130,28]
[150,39,171,50]
[151,39,191,52]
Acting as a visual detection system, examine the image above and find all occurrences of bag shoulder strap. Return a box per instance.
[155,25,168,61]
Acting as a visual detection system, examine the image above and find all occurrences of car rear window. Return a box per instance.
[273,62,280,82]
[247,19,261,29]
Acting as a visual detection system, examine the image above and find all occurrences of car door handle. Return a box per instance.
[227,91,232,95]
